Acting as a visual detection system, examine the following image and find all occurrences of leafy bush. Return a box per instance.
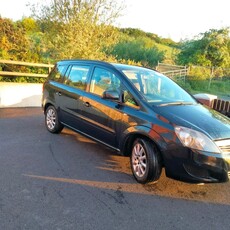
[108,39,165,67]
[188,66,211,80]
[0,76,46,83]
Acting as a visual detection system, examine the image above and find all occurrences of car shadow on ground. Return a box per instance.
[28,126,230,206]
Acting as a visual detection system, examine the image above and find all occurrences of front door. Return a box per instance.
[79,66,122,148]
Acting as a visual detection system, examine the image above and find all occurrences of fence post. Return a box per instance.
[208,66,214,90]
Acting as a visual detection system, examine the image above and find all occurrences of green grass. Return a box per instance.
[176,79,230,99]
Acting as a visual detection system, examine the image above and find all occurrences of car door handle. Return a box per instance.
[84,102,90,107]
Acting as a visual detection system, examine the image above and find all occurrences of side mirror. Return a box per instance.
[102,90,120,101]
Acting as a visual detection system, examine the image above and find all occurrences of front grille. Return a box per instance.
[215,139,230,154]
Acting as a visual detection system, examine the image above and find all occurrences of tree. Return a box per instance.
[15,17,49,63]
[177,28,230,68]
[203,28,230,67]
[30,0,124,61]
[31,0,123,24]
[18,17,40,34]
[0,17,29,61]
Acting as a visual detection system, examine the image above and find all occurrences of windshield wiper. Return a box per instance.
[158,102,195,107]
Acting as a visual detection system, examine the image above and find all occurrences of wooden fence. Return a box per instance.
[155,63,230,117]
[156,63,188,80]
[0,60,54,78]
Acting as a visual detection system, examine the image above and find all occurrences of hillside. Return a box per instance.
[107,28,180,67]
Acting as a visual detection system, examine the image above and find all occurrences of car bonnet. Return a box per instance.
[154,103,230,140]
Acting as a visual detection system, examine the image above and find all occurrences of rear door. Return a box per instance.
[44,64,68,109]
[58,64,91,130]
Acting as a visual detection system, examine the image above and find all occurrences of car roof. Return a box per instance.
[56,59,156,73]
[57,59,112,67]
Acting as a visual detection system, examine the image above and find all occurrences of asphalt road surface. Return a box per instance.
[0,108,230,230]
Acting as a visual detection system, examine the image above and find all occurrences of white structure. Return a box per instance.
[193,93,218,107]
[0,82,43,107]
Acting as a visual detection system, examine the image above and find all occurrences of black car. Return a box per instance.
[42,60,230,184]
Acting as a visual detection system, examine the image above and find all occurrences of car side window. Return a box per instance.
[49,65,67,83]
[90,67,120,96]
[123,89,139,108]
[65,65,90,91]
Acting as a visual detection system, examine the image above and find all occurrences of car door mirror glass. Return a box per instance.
[102,90,120,101]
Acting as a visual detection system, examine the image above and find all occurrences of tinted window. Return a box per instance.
[90,67,120,96]
[65,65,90,91]
[49,65,67,82]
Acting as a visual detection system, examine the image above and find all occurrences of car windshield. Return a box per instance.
[117,65,196,106]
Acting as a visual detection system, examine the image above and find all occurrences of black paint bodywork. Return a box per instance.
[42,60,230,183]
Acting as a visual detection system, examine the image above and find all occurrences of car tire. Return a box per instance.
[45,105,63,133]
[130,138,162,184]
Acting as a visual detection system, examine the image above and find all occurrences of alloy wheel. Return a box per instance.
[132,142,147,178]
[46,108,56,130]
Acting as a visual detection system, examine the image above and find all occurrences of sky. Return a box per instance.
[0,0,229,42]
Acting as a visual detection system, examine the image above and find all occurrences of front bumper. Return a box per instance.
[184,151,230,182]
[164,147,230,183]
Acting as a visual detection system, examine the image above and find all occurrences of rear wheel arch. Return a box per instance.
[44,102,53,114]
[43,102,60,115]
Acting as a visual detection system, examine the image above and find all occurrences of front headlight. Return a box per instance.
[175,126,221,153]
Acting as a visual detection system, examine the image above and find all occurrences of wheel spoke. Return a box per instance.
[140,161,146,168]
[139,154,146,161]
[139,146,144,155]
[132,141,147,178]
[139,165,145,175]
[134,145,139,156]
